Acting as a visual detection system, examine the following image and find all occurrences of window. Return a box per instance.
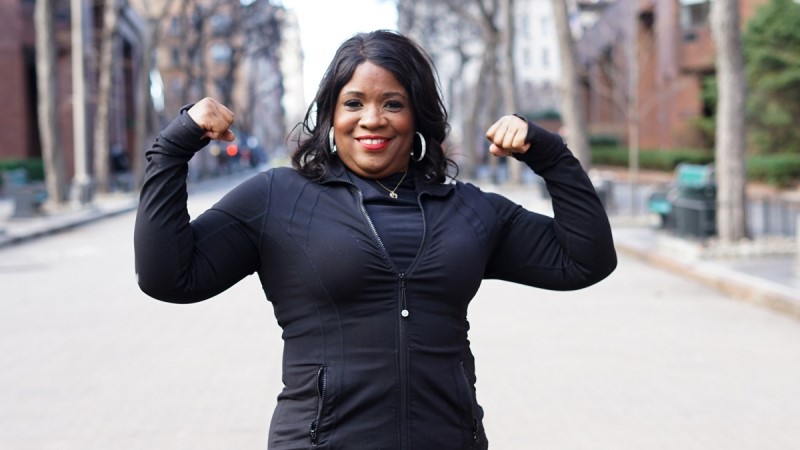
[210,14,232,35]
[210,43,232,63]
[170,17,182,36]
[171,48,181,67]
[170,78,183,94]
[680,0,712,28]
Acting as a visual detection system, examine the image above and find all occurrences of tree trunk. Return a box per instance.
[134,0,171,190]
[465,49,492,178]
[34,0,69,205]
[500,0,523,185]
[71,0,92,204]
[627,4,640,214]
[93,0,121,194]
[710,0,748,241]
[550,0,591,169]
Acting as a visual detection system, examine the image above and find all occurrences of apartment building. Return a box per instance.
[0,0,146,180]
[576,0,768,150]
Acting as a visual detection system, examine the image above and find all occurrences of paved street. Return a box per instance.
[1,177,800,449]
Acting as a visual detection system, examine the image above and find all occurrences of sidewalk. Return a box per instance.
[0,193,138,248]
[612,223,800,319]
[2,172,799,320]
[490,180,800,321]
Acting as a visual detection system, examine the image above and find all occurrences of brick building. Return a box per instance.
[0,0,43,162]
[576,0,768,150]
[0,0,146,181]
[134,0,299,170]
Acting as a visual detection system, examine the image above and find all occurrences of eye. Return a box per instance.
[343,99,362,109]
[384,100,404,111]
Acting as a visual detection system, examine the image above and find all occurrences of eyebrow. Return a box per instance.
[341,90,408,100]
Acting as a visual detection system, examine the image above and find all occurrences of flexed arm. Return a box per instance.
[134,99,260,303]
[484,115,617,289]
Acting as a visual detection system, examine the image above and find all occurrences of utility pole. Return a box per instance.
[71,0,92,205]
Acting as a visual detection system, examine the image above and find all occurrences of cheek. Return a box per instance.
[333,111,354,132]
[394,116,415,140]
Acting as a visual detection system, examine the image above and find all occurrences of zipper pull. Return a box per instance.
[400,274,409,318]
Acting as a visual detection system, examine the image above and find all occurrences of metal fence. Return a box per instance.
[748,196,800,238]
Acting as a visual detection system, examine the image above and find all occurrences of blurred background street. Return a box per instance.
[1,170,800,450]
[2,0,800,448]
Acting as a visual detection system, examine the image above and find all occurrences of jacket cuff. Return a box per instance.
[158,104,211,156]
[511,115,567,172]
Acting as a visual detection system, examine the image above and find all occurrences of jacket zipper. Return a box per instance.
[349,184,429,450]
[309,365,328,447]
[459,361,480,444]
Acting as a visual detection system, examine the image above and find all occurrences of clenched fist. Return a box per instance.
[187,97,236,142]
[485,115,530,157]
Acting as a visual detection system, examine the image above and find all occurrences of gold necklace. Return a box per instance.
[374,170,409,199]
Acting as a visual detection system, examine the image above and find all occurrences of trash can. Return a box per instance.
[671,164,716,238]
[593,178,614,212]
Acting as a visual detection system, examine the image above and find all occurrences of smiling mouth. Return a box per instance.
[357,137,390,145]
[357,137,391,150]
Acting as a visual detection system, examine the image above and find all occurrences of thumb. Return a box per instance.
[219,129,236,142]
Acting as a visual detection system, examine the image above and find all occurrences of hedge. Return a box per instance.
[591,147,800,187]
[0,158,45,190]
[747,153,800,187]
[592,147,714,171]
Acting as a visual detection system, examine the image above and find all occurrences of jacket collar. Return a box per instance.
[321,158,454,198]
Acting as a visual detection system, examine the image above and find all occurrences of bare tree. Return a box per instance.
[576,1,679,213]
[395,0,480,172]
[499,0,525,184]
[93,0,122,194]
[131,0,172,188]
[550,0,590,169]
[34,0,69,205]
[443,0,509,181]
[710,0,748,241]
[233,2,284,138]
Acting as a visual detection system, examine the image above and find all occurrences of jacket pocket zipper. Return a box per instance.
[309,365,328,447]
[459,361,480,444]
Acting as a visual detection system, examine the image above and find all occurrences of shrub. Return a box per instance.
[747,153,800,187]
[0,159,45,189]
[592,147,714,171]
[524,109,561,121]
[592,147,800,187]
[589,135,622,147]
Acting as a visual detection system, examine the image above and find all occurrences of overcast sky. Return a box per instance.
[278,0,398,102]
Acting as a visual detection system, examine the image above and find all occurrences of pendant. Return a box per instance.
[389,192,398,199]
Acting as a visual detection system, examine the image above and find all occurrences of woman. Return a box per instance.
[135,30,616,449]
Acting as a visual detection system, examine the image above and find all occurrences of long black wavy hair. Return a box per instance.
[290,30,456,183]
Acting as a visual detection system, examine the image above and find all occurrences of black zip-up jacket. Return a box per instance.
[134,109,617,449]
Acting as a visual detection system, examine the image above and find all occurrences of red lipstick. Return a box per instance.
[356,135,391,151]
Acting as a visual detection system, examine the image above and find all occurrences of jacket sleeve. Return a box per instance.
[483,120,617,290]
[134,107,263,303]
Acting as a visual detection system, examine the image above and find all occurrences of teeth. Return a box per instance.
[360,138,387,144]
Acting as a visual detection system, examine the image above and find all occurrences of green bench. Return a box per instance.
[1,169,47,218]
[647,163,716,237]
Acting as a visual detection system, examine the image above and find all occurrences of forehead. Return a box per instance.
[340,62,407,96]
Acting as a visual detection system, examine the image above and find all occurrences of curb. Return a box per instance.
[615,237,800,321]
[0,199,138,250]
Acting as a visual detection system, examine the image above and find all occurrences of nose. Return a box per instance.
[359,104,385,128]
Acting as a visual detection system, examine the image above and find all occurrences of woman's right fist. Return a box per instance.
[187,98,236,142]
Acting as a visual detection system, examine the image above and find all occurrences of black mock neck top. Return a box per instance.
[346,169,423,273]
